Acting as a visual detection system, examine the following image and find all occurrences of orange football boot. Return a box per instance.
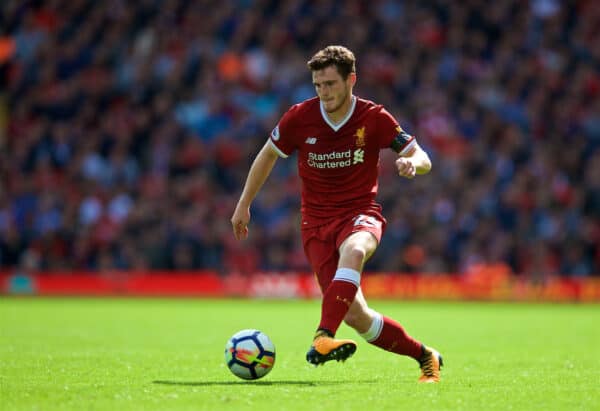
[306,330,357,365]
[418,346,443,383]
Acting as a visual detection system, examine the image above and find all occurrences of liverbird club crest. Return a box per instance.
[354,126,366,147]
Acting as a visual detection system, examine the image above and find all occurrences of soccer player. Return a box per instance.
[231,45,442,383]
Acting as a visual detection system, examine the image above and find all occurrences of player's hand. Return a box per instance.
[395,157,416,178]
[231,204,250,240]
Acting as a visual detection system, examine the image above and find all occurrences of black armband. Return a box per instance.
[390,130,416,154]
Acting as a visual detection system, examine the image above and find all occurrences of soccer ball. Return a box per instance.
[224,329,276,380]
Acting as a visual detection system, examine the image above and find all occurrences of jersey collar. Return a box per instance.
[320,95,357,132]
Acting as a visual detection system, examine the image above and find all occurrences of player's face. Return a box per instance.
[312,66,355,116]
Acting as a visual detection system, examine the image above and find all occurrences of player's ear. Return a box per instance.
[348,72,356,87]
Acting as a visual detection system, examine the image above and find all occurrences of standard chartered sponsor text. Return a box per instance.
[308,150,353,168]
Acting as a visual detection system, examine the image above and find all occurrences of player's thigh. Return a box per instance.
[336,213,384,263]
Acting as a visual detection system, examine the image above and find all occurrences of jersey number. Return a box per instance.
[353,214,381,228]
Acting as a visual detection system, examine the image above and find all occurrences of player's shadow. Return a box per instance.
[153,379,376,387]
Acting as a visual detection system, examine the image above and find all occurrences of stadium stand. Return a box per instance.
[0,0,598,277]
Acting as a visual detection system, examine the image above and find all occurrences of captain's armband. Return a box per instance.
[390,130,417,155]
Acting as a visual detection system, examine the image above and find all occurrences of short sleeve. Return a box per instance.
[377,107,401,147]
[269,105,300,158]
[376,106,416,155]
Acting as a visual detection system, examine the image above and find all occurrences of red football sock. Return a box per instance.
[368,316,423,360]
[318,268,360,335]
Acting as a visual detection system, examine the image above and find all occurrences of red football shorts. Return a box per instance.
[301,209,386,293]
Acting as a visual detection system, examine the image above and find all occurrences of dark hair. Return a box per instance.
[307,45,356,79]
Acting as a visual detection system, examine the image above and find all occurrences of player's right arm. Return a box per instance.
[231,140,279,240]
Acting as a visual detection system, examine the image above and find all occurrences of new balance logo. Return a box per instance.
[353,148,364,164]
[305,137,317,144]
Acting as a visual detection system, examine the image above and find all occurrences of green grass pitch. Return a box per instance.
[1,298,599,411]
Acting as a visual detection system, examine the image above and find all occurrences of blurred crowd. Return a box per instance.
[0,0,599,277]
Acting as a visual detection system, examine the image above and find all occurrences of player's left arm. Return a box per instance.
[377,106,431,178]
[395,141,431,178]
[390,128,431,178]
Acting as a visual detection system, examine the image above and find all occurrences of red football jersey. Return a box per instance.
[269,96,416,226]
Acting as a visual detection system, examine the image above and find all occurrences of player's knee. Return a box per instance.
[345,244,368,266]
[340,232,377,267]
